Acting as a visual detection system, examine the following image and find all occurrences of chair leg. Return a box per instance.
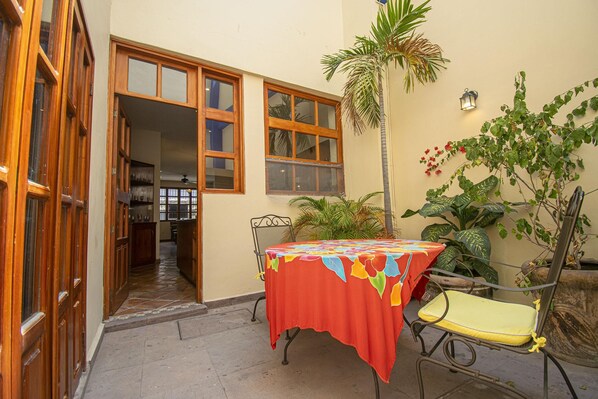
[543,350,578,399]
[252,295,265,322]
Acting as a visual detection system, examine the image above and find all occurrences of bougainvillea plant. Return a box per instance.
[419,71,598,268]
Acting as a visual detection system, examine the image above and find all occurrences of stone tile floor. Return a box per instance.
[85,300,597,399]
[114,242,195,318]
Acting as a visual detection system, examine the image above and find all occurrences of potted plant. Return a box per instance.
[402,175,504,298]
[421,71,598,367]
[289,192,388,240]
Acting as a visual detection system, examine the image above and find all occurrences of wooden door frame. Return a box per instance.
[104,39,213,319]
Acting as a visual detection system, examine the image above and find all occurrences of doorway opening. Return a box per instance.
[112,95,198,318]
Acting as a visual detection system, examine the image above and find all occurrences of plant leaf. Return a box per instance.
[420,197,454,217]
[470,259,499,284]
[401,208,419,218]
[454,227,490,263]
[434,245,460,272]
[421,223,452,242]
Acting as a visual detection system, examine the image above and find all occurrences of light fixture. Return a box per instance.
[460,88,478,111]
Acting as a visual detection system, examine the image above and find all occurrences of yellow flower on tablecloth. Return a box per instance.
[351,258,369,279]
[390,281,403,306]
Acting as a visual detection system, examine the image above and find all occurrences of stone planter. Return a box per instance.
[422,274,492,303]
[523,259,598,368]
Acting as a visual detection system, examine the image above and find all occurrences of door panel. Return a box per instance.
[110,97,131,315]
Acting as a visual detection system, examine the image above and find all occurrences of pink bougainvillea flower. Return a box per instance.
[445,142,452,150]
[459,146,466,153]
[424,149,430,154]
[429,157,435,161]
[420,156,426,161]
[425,170,431,176]
[435,169,442,175]
[434,146,439,150]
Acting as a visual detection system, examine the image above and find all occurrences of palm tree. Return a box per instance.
[322,0,448,235]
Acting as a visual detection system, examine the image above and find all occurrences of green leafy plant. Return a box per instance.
[290,192,387,240]
[321,0,448,235]
[402,176,504,284]
[422,71,598,268]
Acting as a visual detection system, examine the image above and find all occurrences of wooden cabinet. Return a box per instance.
[131,222,157,267]
[177,220,197,285]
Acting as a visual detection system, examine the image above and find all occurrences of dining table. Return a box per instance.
[264,239,445,395]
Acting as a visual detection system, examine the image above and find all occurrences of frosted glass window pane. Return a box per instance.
[206,78,233,111]
[128,58,157,96]
[318,103,336,129]
[295,165,317,192]
[294,97,315,124]
[206,120,233,153]
[162,66,187,102]
[319,137,338,162]
[267,162,292,191]
[268,90,291,120]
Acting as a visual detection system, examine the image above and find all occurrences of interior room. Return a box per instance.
[0,0,596,398]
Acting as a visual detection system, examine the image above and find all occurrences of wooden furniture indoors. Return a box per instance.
[130,222,157,267]
[177,219,197,285]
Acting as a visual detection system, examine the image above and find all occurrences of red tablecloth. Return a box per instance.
[265,239,445,383]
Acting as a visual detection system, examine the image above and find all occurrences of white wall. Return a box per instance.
[109,0,383,301]
[130,128,161,257]
[80,0,111,361]
[388,0,598,302]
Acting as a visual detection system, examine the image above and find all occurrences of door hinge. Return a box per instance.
[111,225,115,234]
[113,110,118,118]
[112,167,117,175]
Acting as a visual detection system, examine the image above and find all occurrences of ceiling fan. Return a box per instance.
[181,174,190,184]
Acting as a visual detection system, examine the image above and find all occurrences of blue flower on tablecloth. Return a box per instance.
[383,254,403,277]
[321,256,346,282]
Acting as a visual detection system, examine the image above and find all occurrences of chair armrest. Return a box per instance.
[419,267,557,293]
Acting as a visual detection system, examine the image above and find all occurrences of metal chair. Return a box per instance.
[410,186,584,399]
[250,214,296,322]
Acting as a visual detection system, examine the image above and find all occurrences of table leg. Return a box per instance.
[282,328,301,365]
[371,367,380,399]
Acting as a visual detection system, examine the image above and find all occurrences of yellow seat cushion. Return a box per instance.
[418,290,538,346]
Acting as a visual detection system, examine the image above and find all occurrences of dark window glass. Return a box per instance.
[39,0,59,62]
[294,97,315,124]
[268,128,292,157]
[0,16,11,164]
[267,90,291,120]
[22,198,44,322]
[319,137,338,162]
[295,133,316,160]
[318,168,339,193]
[59,206,68,293]
[318,103,337,129]
[28,70,51,184]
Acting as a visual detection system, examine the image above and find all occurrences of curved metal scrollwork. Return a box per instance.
[250,214,293,229]
[443,336,477,368]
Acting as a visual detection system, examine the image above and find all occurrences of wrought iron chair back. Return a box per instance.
[536,186,584,335]
[249,214,295,322]
[250,214,295,282]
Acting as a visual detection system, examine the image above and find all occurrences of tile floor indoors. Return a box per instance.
[83,300,597,399]
[114,242,196,318]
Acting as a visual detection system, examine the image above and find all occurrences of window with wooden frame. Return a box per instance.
[264,83,344,195]
[114,47,198,108]
[159,187,198,221]
[201,72,242,192]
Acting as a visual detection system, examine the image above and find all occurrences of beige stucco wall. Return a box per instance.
[388,0,598,302]
[108,0,383,301]
[80,0,111,361]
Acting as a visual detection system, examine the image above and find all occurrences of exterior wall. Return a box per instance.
[388,0,598,302]
[109,0,382,301]
[80,0,111,361]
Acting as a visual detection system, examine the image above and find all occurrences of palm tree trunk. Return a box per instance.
[378,72,394,236]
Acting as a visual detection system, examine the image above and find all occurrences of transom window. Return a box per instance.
[264,84,343,195]
[159,188,198,221]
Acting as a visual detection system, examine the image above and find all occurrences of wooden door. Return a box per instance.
[109,97,131,315]
[54,2,93,397]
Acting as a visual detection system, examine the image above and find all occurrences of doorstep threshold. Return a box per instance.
[105,302,208,332]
